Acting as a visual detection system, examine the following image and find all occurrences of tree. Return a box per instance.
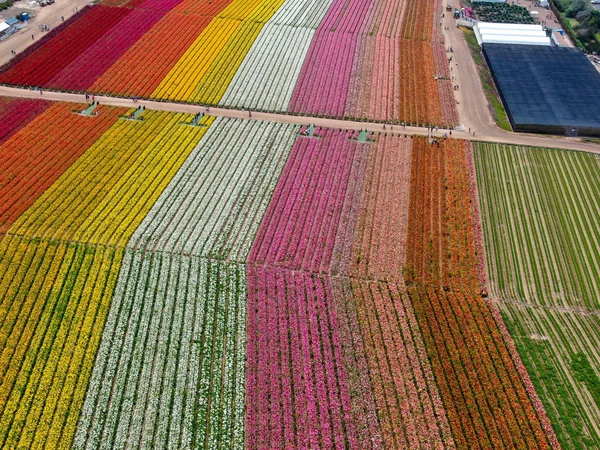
[566,0,588,18]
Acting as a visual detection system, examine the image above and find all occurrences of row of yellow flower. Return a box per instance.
[9,111,214,246]
[153,0,286,102]
[0,237,123,450]
[0,110,215,448]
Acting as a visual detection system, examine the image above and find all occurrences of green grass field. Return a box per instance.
[474,142,600,449]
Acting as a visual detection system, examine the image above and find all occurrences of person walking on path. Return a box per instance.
[31,34,34,40]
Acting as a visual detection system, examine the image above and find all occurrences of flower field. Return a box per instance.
[0,0,457,126]
[0,97,49,144]
[73,119,298,449]
[0,102,123,234]
[474,142,600,449]
[0,93,568,449]
[0,105,216,448]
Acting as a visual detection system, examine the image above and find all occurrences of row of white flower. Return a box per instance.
[73,115,298,449]
[268,0,335,28]
[129,117,298,261]
[74,254,247,449]
[220,0,334,112]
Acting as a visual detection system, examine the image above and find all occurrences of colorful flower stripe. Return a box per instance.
[345,0,402,121]
[247,129,456,448]
[121,0,149,8]
[74,118,298,449]
[400,0,435,41]
[0,6,131,87]
[132,0,183,11]
[90,0,233,97]
[288,0,373,117]
[216,0,273,20]
[327,278,383,450]
[159,0,287,103]
[188,21,268,104]
[151,17,242,101]
[0,103,123,234]
[246,267,357,449]
[404,137,552,448]
[128,118,298,258]
[284,0,457,125]
[219,23,318,111]
[73,254,247,450]
[8,111,213,247]
[350,280,454,448]
[0,101,565,450]
[0,236,123,449]
[46,7,168,91]
[219,0,333,110]
[349,134,412,281]
[153,0,282,101]
[249,128,359,271]
[0,0,458,125]
[343,0,452,126]
[0,98,50,145]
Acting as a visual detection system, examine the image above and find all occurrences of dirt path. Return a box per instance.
[441,10,498,137]
[1,85,599,154]
[0,0,92,66]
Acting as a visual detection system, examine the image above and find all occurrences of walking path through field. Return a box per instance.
[1,85,599,154]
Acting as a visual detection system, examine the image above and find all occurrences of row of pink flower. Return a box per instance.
[249,129,358,272]
[367,36,403,122]
[289,32,359,117]
[346,0,406,121]
[245,267,357,449]
[432,41,459,125]
[437,79,459,126]
[432,41,450,79]
[288,0,373,117]
[341,0,377,118]
[350,134,413,281]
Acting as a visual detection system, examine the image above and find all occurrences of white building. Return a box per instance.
[474,22,552,46]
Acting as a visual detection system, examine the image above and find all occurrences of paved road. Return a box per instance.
[1,85,599,154]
